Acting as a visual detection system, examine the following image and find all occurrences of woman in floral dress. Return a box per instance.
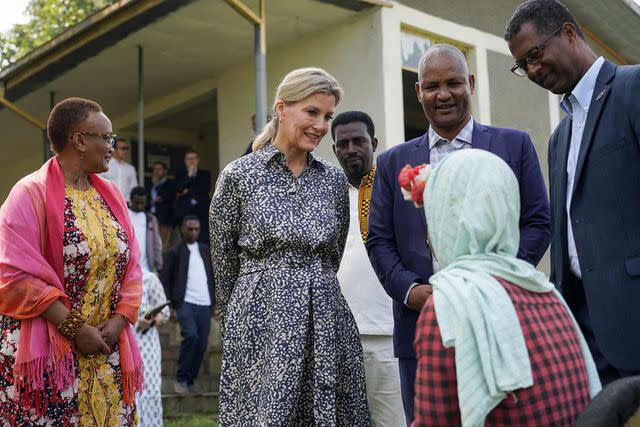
[210,68,369,426]
[0,97,143,426]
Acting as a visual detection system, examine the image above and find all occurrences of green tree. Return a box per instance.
[1,0,116,70]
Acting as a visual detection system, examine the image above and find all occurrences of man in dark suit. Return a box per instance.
[505,0,640,384]
[147,161,175,251]
[160,215,215,394]
[366,44,551,424]
[174,149,211,243]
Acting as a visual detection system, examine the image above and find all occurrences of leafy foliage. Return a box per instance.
[1,0,116,70]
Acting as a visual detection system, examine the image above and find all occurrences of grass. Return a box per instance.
[164,413,218,427]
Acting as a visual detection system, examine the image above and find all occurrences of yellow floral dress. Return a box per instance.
[0,185,137,426]
[66,185,137,426]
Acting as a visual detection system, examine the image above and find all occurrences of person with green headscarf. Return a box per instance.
[412,149,601,427]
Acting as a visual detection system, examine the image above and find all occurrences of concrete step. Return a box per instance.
[157,317,222,395]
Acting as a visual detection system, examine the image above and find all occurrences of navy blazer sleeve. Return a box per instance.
[516,133,551,266]
[629,68,640,143]
[366,154,423,304]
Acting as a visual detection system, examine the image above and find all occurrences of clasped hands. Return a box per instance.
[75,314,128,357]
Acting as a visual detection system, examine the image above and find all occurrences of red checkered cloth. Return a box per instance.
[413,277,591,426]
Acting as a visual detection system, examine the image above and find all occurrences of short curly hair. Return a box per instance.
[504,0,583,42]
[331,111,375,141]
[47,97,102,153]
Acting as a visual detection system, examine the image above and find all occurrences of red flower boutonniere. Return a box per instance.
[398,163,432,208]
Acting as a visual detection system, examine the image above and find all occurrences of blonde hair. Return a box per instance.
[252,67,344,152]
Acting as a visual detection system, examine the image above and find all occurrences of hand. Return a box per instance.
[97,314,128,347]
[154,196,164,203]
[137,317,153,332]
[153,312,164,323]
[75,324,111,356]
[407,284,433,312]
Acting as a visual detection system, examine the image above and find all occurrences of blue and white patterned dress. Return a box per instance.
[209,143,369,426]
[133,271,170,427]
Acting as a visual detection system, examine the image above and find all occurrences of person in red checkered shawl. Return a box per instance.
[412,149,601,427]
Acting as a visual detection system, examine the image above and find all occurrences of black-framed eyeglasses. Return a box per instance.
[511,25,564,77]
[76,131,118,148]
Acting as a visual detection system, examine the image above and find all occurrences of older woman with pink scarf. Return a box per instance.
[0,97,144,426]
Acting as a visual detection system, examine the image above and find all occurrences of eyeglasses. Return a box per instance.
[76,131,118,148]
[510,25,564,77]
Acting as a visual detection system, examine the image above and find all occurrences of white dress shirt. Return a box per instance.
[560,56,605,278]
[184,242,211,306]
[404,117,475,304]
[337,185,394,336]
[101,158,138,202]
[129,209,149,272]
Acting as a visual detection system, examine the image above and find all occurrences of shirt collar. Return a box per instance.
[258,141,325,170]
[428,117,474,150]
[560,56,605,117]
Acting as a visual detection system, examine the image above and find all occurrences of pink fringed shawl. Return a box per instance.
[0,157,143,405]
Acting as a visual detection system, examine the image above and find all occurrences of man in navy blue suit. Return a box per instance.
[366,44,551,424]
[506,0,640,385]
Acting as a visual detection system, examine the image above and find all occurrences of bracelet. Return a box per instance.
[113,312,129,324]
[57,309,86,340]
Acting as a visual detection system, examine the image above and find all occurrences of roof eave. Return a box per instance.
[0,0,195,102]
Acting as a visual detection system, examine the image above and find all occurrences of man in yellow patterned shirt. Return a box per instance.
[332,111,405,426]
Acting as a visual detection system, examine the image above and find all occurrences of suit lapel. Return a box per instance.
[556,119,571,206]
[470,121,492,153]
[414,132,430,164]
[572,60,615,193]
[412,133,430,230]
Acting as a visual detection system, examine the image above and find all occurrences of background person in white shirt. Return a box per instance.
[160,215,215,394]
[128,186,163,273]
[332,111,405,426]
[101,137,138,202]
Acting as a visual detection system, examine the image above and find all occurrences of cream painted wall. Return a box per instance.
[217,9,386,173]
[0,111,47,202]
